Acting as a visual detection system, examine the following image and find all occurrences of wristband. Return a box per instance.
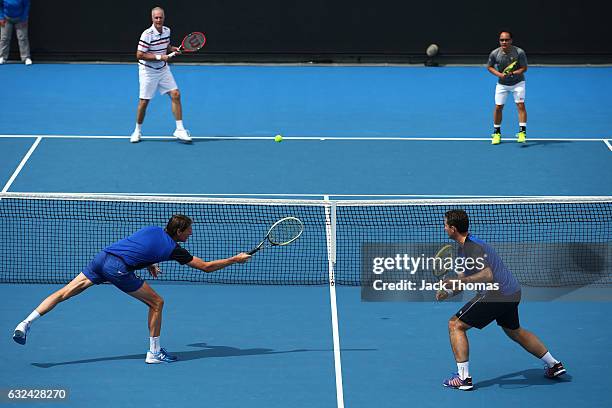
[155,54,161,61]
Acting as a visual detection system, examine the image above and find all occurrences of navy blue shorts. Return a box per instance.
[456,291,521,330]
[83,251,144,293]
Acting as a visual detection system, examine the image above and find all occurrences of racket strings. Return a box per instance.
[268,219,303,245]
[433,245,454,277]
[182,32,206,51]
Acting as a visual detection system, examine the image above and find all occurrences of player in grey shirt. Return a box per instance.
[487,31,528,144]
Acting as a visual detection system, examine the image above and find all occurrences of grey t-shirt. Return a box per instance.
[487,46,528,86]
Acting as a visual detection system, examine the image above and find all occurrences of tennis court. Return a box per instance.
[1,62,611,408]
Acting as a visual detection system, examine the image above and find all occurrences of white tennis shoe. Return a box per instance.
[13,321,31,345]
[0,57,5,64]
[130,130,142,143]
[145,348,178,364]
[173,128,192,142]
[24,58,32,65]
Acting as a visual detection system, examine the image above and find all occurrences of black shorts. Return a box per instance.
[456,291,521,330]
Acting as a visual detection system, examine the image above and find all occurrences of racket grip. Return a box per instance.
[168,52,177,58]
[247,247,260,255]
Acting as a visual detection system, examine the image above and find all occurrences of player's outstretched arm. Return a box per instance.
[187,253,250,273]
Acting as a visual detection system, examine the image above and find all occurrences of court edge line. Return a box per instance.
[1,137,42,193]
[0,134,608,142]
[604,139,612,152]
[45,192,608,199]
[324,195,344,408]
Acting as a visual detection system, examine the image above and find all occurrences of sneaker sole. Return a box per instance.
[443,383,473,391]
[13,330,26,345]
[548,369,566,378]
[145,358,177,364]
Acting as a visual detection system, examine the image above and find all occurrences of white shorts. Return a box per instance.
[494,81,526,106]
[138,64,178,100]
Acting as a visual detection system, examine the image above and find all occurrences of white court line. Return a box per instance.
[324,195,344,408]
[79,192,596,199]
[2,137,42,193]
[0,134,609,142]
[604,140,612,152]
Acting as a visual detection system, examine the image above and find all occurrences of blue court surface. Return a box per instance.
[0,64,611,408]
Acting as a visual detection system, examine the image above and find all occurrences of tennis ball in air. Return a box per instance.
[426,44,439,57]
[274,134,283,142]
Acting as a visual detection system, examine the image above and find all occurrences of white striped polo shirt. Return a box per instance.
[138,25,171,70]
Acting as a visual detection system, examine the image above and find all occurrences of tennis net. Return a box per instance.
[0,193,610,286]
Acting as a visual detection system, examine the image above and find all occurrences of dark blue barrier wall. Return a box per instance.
[13,0,612,63]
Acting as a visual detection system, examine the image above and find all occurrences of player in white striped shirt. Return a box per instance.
[131,7,191,143]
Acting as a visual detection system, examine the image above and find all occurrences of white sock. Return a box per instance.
[540,351,559,368]
[519,122,527,127]
[175,120,185,130]
[457,361,470,380]
[150,336,161,354]
[134,123,142,132]
[24,310,41,325]
[494,124,501,129]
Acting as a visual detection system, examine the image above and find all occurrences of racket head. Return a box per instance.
[432,244,454,277]
[266,217,304,246]
[502,60,517,74]
[180,32,206,52]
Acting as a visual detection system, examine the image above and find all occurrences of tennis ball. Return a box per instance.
[426,44,439,57]
[274,134,283,142]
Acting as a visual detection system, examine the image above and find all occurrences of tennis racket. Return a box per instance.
[247,217,304,255]
[502,60,518,75]
[433,244,456,300]
[168,32,206,58]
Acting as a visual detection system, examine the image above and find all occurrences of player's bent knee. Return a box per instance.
[495,104,504,111]
[169,90,181,100]
[448,317,465,332]
[153,296,164,311]
[503,327,522,341]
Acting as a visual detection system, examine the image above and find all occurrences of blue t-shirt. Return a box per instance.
[458,234,520,295]
[104,226,192,270]
[1,0,30,21]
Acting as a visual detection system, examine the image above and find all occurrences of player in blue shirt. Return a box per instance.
[12,214,250,364]
[436,210,566,390]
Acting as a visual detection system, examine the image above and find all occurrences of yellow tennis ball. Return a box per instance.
[274,134,283,142]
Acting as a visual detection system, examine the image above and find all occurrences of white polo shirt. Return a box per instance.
[138,25,171,70]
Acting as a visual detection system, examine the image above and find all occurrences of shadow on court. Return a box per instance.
[31,342,376,368]
[517,140,573,148]
[476,369,572,389]
[136,138,235,144]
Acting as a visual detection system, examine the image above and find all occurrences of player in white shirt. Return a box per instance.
[131,7,191,143]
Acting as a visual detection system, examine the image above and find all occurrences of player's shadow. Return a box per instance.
[31,342,376,368]
[476,369,572,389]
[517,140,572,148]
[141,138,237,144]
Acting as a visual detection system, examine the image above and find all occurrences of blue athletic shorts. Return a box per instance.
[83,251,145,293]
